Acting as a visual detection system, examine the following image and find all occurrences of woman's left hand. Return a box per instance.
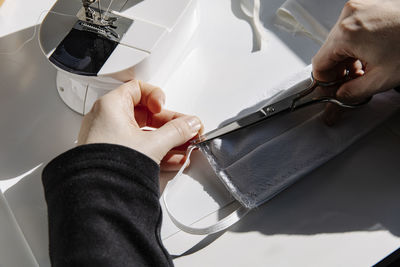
[77,80,203,171]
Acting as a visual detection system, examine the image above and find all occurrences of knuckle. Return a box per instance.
[169,119,190,141]
[311,53,322,68]
[93,95,114,114]
[171,121,186,140]
[338,87,355,100]
[119,80,140,97]
[118,84,132,99]
[90,98,103,114]
[339,17,364,34]
[98,95,110,107]
[344,0,361,13]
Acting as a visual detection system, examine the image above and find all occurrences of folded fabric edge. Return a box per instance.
[198,143,250,207]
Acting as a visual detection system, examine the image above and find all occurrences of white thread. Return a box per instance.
[105,0,115,14]
[98,0,103,21]
[162,145,250,235]
[0,10,76,56]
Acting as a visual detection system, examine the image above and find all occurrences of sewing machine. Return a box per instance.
[39,0,198,114]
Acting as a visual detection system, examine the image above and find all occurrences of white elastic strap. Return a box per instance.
[162,146,250,235]
[239,0,269,50]
[252,0,269,46]
[275,0,328,44]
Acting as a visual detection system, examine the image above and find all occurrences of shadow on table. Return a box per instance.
[183,0,400,246]
[175,112,400,258]
[176,103,400,257]
[0,27,82,267]
[0,27,81,180]
[230,0,320,63]
[224,111,400,237]
[2,12,400,264]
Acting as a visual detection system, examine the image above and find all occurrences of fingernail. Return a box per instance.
[186,116,202,133]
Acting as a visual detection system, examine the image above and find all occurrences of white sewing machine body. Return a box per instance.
[39,0,198,114]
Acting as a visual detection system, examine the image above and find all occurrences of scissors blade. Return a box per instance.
[192,95,297,145]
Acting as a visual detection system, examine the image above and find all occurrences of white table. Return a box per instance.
[0,0,399,266]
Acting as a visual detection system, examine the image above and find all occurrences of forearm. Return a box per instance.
[42,144,172,267]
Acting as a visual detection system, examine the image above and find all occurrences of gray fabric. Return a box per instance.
[198,82,400,209]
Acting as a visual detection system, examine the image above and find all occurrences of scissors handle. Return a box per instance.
[292,72,372,110]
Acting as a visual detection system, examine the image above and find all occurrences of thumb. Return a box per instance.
[153,115,202,155]
[337,70,381,102]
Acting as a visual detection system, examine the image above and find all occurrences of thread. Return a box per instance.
[105,0,115,14]
[0,10,76,56]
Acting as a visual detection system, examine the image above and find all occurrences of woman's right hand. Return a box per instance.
[312,0,400,123]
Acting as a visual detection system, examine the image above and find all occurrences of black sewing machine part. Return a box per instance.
[49,3,133,76]
[49,25,118,76]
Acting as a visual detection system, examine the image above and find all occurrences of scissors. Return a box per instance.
[192,72,372,145]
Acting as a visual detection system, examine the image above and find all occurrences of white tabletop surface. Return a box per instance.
[0,0,399,266]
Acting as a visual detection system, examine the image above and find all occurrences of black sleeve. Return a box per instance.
[42,144,173,267]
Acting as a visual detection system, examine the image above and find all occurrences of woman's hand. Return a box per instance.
[77,80,203,171]
[312,0,400,124]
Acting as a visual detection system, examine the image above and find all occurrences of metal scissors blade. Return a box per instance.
[193,95,295,144]
[192,72,371,145]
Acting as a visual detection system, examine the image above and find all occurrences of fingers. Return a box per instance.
[312,37,363,83]
[147,109,186,128]
[160,152,189,172]
[134,107,186,128]
[311,6,361,82]
[336,69,382,102]
[111,80,166,114]
[138,81,165,114]
[322,68,380,126]
[151,116,203,156]
[312,31,348,81]
[348,59,364,78]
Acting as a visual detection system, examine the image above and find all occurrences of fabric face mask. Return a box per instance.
[163,74,400,236]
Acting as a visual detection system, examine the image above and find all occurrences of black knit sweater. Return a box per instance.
[42,144,173,266]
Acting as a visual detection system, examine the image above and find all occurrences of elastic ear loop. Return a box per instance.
[162,145,251,235]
